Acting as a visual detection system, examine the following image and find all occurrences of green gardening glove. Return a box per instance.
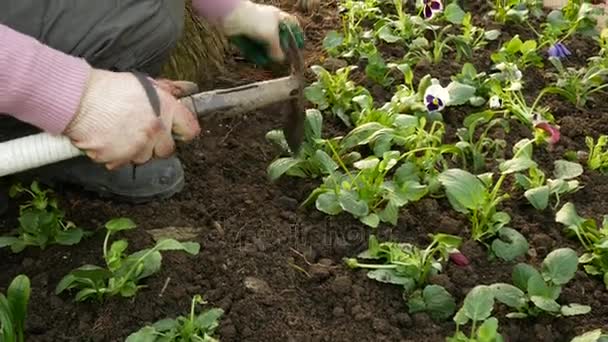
[220,1,305,66]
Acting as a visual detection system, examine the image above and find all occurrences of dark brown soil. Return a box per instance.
[2,1,608,342]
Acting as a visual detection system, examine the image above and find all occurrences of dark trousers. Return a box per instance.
[0,0,186,140]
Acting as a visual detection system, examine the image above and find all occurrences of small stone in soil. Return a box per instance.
[309,263,331,281]
[372,318,391,334]
[332,306,345,317]
[244,277,272,294]
[220,323,237,339]
[531,233,554,256]
[395,313,412,327]
[437,216,462,235]
[318,258,334,267]
[330,276,352,295]
[277,196,299,210]
[322,57,348,72]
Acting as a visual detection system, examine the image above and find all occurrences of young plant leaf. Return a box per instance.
[444,3,466,24]
[541,248,579,285]
[316,192,342,215]
[463,285,495,321]
[105,218,137,233]
[555,202,585,227]
[560,303,591,316]
[553,160,583,179]
[491,227,529,261]
[421,285,456,321]
[524,186,550,210]
[490,283,527,310]
[499,157,537,174]
[530,296,561,313]
[512,263,539,291]
[438,169,486,213]
[477,317,500,341]
[338,190,369,217]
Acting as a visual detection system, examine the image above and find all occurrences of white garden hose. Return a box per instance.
[0,133,82,177]
[0,74,303,178]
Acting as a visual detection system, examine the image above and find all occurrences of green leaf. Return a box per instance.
[530,296,561,312]
[444,3,466,24]
[377,25,401,43]
[490,283,526,309]
[484,30,501,40]
[316,192,342,215]
[477,317,500,341]
[556,202,585,228]
[367,269,415,289]
[438,169,487,213]
[105,218,137,233]
[541,248,579,285]
[447,81,476,106]
[463,285,495,321]
[75,288,100,302]
[512,263,539,291]
[268,158,301,181]
[314,150,338,175]
[322,30,344,50]
[422,285,457,321]
[153,239,200,255]
[338,190,369,217]
[7,274,30,334]
[561,303,591,316]
[453,308,469,325]
[125,326,160,342]
[553,160,583,180]
[55,228,84,246]
[360,214,380,228]
[524,186,550,210]
[570,329,604,342]
[304,85,327,107]
[499,157,537,174]
[195,308,224,330]
[491,227,529,261]
[0,237,20,249]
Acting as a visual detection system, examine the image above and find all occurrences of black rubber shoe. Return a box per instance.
[20,155,185,204]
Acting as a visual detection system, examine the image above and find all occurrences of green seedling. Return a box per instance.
[323,0,380,58]
[439,139,534,259]
[266,109,360,181]
[304,65,371,127]
[490,248,590,318]
[0,275,30,342]
[374,0,425,46]
[586,135,608,174]
[542,57,608,108]
[455,110,509,173]
[448,5,501,56]
[0,181,85,253]
[303,150,429,228]
[55,218,200,302]
[448,285,504,342]
[556,202,608,289]
[488,0,542,24]
[515,159,583,210]
[346,234,460,320]
[126,295,223,342]
[570,329,608,342]
[490,35,543,70]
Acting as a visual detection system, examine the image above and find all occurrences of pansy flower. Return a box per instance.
[424,83,450,112]
[532,114,560,145]
[422,0,443,20]
[548,42,571,59]
[489,95,502,109]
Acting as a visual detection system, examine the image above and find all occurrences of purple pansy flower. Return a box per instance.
[424,84,450,112]
[422,0,443,20]
[533,114,561,145]
[548,43,571,59]
[449,250,470,267]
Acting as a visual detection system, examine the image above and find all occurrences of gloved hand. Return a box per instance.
[63,69,201,170]
[220,0,304,63]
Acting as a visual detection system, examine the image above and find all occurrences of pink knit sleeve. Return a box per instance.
[0,24,92,134]
[191,0,241,22]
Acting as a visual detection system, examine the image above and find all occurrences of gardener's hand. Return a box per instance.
[63,69,201,170]
[221,0,303,62]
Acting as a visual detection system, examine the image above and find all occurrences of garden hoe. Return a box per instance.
[0,23,306,178]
